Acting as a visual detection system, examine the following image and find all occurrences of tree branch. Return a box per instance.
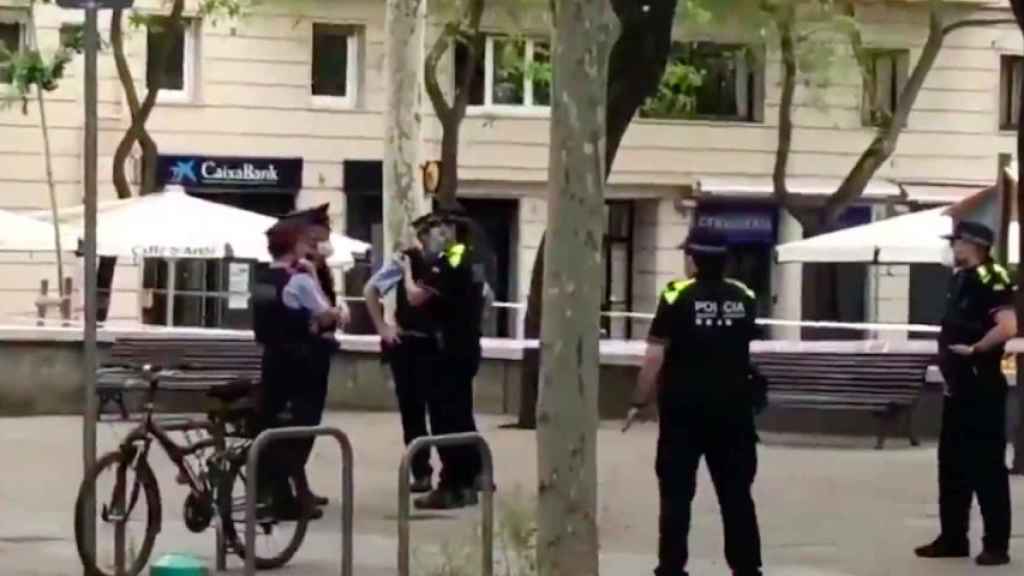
[423,22,455,121]
[111,0,185,197]
[824,6,944,223]
[768,3,821,233]
[942,18,1015,35]
[605,0,677,176]
[451,0,485,120]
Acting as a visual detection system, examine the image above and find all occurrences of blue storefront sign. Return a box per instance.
[696,203,873,244]
[694,204,778,245]
[157,155,303,191]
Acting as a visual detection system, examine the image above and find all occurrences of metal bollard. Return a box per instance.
[397,433,495,576]
[244,426,354,576]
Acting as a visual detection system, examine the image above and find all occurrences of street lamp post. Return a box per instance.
[55,0,133,568]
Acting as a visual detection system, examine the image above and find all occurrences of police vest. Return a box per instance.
[251,267,315,352]
[394,248,436,335]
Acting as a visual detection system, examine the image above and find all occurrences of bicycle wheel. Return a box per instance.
[74,450,162,576]
[219,456,308,569]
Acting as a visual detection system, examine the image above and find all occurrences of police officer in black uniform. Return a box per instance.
[915,221,1016,567]
[282,204,349,509]
[250,219,321,519]
[625,227,763,576]
[402,209,486,510]
[364,214,441,494]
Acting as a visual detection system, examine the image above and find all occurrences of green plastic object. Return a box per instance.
[149,553,209,576]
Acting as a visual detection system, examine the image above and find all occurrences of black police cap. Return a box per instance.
[680,227,728,255]
[943,220,994,248]
[283,203,330,228]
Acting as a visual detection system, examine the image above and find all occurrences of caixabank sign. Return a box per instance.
[157,154,303,191]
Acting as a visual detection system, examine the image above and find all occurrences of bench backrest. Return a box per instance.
[752,353,936,408]
[106,338,263,373]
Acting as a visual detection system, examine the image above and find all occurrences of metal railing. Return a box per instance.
[244,426,354,576]
[397,433,495,576]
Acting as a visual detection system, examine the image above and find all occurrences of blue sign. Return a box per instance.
[695,204,777,245]
[157,155,303,191]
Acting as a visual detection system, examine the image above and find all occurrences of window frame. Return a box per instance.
[464,34,551,115]
[147,16,199,104]
[999,54,1023,132]
[860,48,910,128]
[636,41,765,124]
[0,12,27,86]
[311,22,361,110]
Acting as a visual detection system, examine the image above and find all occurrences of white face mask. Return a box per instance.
[939,245,956,268]
[316,240,335,259]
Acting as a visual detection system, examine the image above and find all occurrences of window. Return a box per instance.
[1000,55,1023,130]
[861,49,909,127]
[0,20,24,84]
[640,42,763,122]
[456,35,551,110]
[146,17,197,100]
[59,24,84,53]
[312,23,360,105]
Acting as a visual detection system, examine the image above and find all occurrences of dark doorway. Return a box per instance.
[343,160,384,335]
[909,263,952,339]
[603,201,635,339]
[460,198,518,337]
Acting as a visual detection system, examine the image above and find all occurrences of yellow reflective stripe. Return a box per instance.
[662,279,694,305]
[726,278,756,299]
[446,243,466,268]
[992,264,1011,284]
[977,266,992,284]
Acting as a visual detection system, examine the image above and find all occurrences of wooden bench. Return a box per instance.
[751,352,935,449]
[98,337,262,419]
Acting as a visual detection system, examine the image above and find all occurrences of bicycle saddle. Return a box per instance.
[206,379,254,403]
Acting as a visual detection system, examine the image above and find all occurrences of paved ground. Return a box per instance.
[0,411,1023,575]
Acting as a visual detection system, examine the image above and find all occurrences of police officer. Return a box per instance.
[915,221,1016,567]
[402,209,487,510]
[624,227,763,576]
[282,204,349,509]
[363,213,441,494]
[251,219,332,519]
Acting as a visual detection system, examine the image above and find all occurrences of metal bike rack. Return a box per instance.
[243,426,354,576]
[397,432,495,576]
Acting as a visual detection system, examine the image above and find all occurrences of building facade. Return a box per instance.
[0,0,1019,336]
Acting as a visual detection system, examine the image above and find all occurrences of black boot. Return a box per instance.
[915,536,969,559]
[976,549,1010,566]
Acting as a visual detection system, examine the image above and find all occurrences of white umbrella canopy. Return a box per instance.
[58,186,369,267]
[775,207,1021,264]
[0,208,76,252]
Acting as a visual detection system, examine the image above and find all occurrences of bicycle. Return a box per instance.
[74,365,308,576]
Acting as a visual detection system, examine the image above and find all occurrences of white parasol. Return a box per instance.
[0,208,75,253]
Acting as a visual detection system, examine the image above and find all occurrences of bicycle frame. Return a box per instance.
[120,417,221,495]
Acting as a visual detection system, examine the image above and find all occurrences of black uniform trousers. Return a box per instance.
[256,350,314,504]
[428,348,482,491]
[291,339,334,496]
[938,364,1011,553]
[656,415,762,576]
[388,335,438,480]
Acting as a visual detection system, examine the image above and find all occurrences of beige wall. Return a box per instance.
[0,0,1021,325]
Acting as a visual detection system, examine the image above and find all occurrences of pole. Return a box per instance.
[166,258,177,326]
[81,2,100,569]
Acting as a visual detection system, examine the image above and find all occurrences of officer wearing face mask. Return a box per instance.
[280,204,350,510]
[916,221,1016,567]
[402,209,487,510]
[363,214,442,494]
